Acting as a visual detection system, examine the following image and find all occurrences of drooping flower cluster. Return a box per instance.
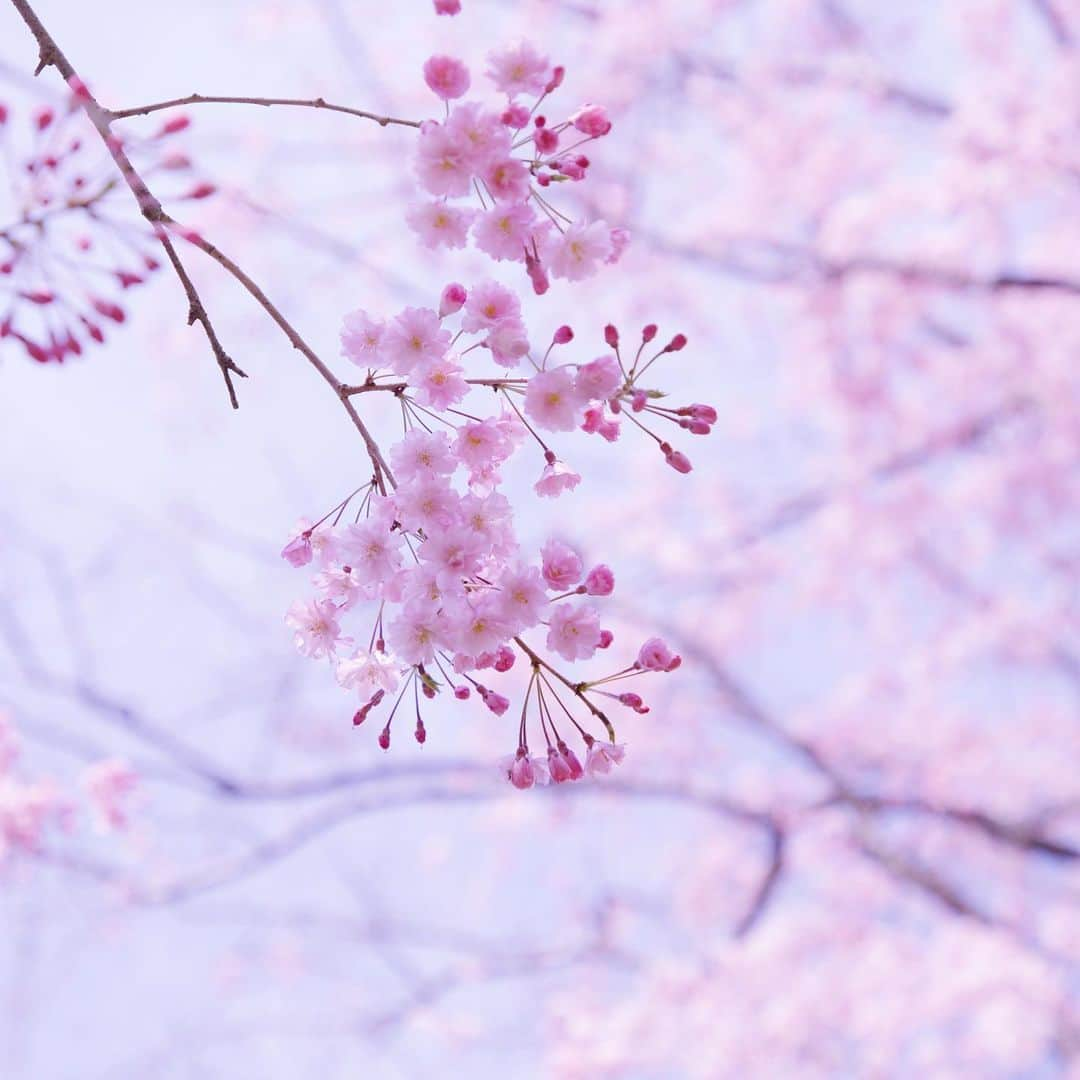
[0,711,136,864]
[279,37,707,789]
[408,44,626,292]
[0,94,211,364]
[284,272,702,786]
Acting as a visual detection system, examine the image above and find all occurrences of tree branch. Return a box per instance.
[107,93,420,128]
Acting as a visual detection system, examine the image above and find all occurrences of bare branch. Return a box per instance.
[108,93,420,128]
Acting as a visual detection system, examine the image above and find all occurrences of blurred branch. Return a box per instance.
[1029,0,1073,46]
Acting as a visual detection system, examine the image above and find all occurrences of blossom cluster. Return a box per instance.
[280,39,709,789]
[408,44,626,292]
[0,711,137,864]
[283,270,702,785]
[0,94,211,364]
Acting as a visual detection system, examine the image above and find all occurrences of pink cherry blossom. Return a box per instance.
[637,636,681,672]
[483,157,530,203]
[472,203,537,262]
[280,523,313,567]
[381,306,451,374]
[524,367,583,431]
[486,318,530,367]
[445,103,510,171]
[534,457,582,498]
[541,538,583,590]
[569,104,612,137]
[432,0,460,12]
[547,602,603,661]
[575,355,622,401]
[413,354,469,409]
[422,55,470,101]
[406,201,474,249]
[314,565,366,610]
[340,309,385,367]
[454,418,512,474]
[545,221,614,282]
[386,603,447,666]
[584,738,626,776]
[415,121,473,197]
[285,599,346,659]
[338,520,403,585]
[581,406,620,442]
[394,476,460,533]
[389,429,457,483]
[336,649,400,695]
[486,42,550,98]
[462,281,521,331]
[498,563,548,630]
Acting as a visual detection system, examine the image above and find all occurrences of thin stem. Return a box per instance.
[107,93,420,129]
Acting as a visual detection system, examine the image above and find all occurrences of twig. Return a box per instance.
[108,93,420,128]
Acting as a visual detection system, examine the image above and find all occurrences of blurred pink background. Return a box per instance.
[1,1,1078,1076]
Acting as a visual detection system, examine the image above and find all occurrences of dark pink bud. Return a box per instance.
[585,565,615,596]
[557,741,584,780]
[553,325,573,345]
[439,282,467,317]
[665,449,692,474]
[631,391,647,412]
[680,418,712,435]
[422,682,436,699]
[378,725,391,750]
[481,689,510,716]
[91,298,125,323]
[509,750,535,790]
[569,104,611,137]
[184,182,217,200]
[501,103,530,127]
[454,685,471,700]
[0,104,8,126]
[598,629,614,648]
[604,324,619,349]
[545,66,566,94]
[493,645,516,673]
[642,324,658,343]
[534,127,558,153]
[665,333,688,352]
[525,248,549,296]
[547,747,573,784]
[689,403,718,423]
[415,719,427,744]
[34,107,54,131]
[20,290,55,305]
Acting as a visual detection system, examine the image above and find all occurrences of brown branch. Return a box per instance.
[108,93,420,128]
[513,634,617,741]
[8,0,395,488]
[340,377,527,397]
[8,0,246,408]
